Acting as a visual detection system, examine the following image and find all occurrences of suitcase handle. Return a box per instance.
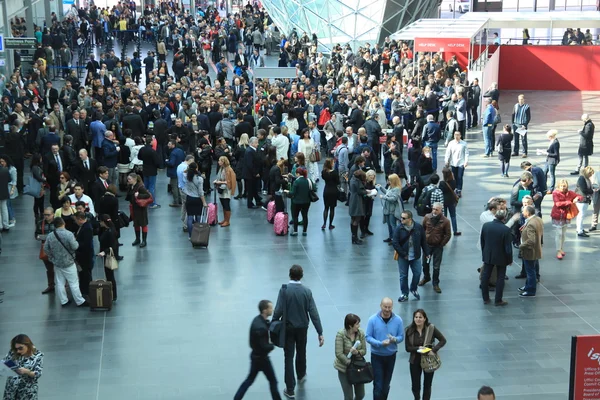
[201,205,209,224]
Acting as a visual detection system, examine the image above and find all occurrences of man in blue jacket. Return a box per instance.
[165,140,185,207]
[422,114,441,170]
[392,210,429,302]
[101,131,120,185]
[481,98,496,157]
[366,297,404,400]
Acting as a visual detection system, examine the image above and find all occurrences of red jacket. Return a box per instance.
[550,189,579,220]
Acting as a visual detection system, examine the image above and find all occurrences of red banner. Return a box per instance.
[570,335,600,400]
[414,38,470,53]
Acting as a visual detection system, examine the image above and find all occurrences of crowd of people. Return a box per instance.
[0,0,598,399]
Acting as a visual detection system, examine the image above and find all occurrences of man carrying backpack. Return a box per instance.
[416,173,444,217]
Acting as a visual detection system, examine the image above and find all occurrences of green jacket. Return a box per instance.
[333,328,367,373]
[289,177,312,205]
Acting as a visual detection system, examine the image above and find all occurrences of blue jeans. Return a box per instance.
[384,214,398,239]
[7,199,14,221]
[398,257,422,295]
[371,353,396,400]
[523,259,538,294]
[544,163,556,192]
[451,165,465,191]
[482,125,494,156]
[444,204,458,233]
[424,142,438,170]
[143,175,158,206]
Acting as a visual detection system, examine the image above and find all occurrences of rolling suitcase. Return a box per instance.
[207,189,218,226]
[191,208,211,248]
[267,200,276,224]
[89,262,113,311]
[274,191,289,236]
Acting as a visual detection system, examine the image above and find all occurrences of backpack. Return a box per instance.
[334,145,347,170]
[416,187,435,217]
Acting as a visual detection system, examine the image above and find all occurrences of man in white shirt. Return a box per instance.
[177,155,195,232]
[271,126,289,161]
[444,131,469,197]
[69,183,96,216]
[308,121,321,151]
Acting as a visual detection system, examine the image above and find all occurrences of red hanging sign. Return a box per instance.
[569,335,600,400]
[414,38,470,53]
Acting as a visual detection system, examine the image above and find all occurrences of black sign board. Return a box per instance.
[4,38,37,50]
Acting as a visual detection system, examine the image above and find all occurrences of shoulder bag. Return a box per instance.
[52,231,82,272]
[269,284,287,348]
[393,229,414,260]
[104,248,119,270]
[420,324,442,373]
[346,355,374,385]
[135,192,154,208]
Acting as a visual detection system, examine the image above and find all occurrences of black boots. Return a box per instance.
[351,224,362,244]
[140,232,147,248]
[132,231,141,246]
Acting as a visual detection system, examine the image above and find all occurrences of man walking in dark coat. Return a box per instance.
[242,137,263,209]
[480,209,513,306]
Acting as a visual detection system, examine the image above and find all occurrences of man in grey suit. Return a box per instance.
[480,209,513,306]
[273,265,324,399]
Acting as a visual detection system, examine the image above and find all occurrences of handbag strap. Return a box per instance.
[52,231,77,263]
[424,324,435,347]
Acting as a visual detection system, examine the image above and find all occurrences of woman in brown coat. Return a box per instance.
[214,156,236,227]
[126,173,151,248]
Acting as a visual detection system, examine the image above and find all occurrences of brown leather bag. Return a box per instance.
[39,221,49,261]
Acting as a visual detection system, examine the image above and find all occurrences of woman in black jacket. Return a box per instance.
[349,169,368,244]
[543,129,560,192]
[404,309,447,400]
[213,137,231,174]
[321,158,339,230]
[414,146,434,208]
[440,167,460,236]
[496,124,514,178]
[97,184,121,245]
[30,154,46,220]
[97,214,119,301]
[126,173,151,248]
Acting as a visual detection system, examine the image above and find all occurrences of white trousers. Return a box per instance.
[55,264,86,306]
[554,225,567,252]
[576,202,589,233]
[0,199,8,229]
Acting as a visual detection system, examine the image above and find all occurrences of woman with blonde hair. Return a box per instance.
[377,173,403,243]
[550,181,579,259]
[214,156,236,227]
[575,166,594,237]
[541,129,560,193]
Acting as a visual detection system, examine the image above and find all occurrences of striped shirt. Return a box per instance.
[513,103,530,125]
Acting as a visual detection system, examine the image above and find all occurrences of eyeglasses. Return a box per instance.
[15,346,24,351]
[43,214,52,216]
[401,217,409,220]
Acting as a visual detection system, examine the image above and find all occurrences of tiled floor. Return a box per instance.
[2,48,600,399]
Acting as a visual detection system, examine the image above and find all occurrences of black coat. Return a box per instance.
[138,145,160,177]
[579,120,594,156]
[546,139,560,165]
[72,158,99,193]
[348,108,364,133]
[66,119,86,150]
[122,113,146,137]
[242,146,261,180]
[126,183,151,227]
[235,121,253,138]
[496,132,513,162]
[153,118,169,144]
[43,151,66,184]
[480,219,513,266]
[0,166,10,200]
[75,221,95,269]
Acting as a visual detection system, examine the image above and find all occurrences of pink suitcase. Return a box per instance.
[274,212,288,235]
[267,200,276,224]
[207,190,218,226]
[273,192,288,236]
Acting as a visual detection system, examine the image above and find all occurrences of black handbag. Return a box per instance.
[117,211,130,228]
[346,355,374,385]
[269,284,287,348]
